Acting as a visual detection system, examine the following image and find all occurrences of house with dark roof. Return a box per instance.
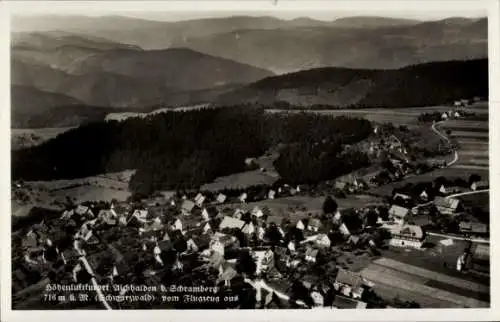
[334,268,365,299]
[332,295,368,309]
[434,197,461,215]
[459,221,488,237]
[307,218,322,232]
[305,247,319,263]
[181,200,196,215]
[219,216,245,231]
[384,223,426,249]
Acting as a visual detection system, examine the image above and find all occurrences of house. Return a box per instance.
[296,220,305,231]
[239,193,248,203]
[216,193,227,204]
[268,190,276,200]
[218,262,238,287]
[241,222,256,236]
[75,205,94,217]
[253,249,274,274]
[172,218,183,232]
[288,241,296,252]
[434,196,461,215]
[347,235,360,246]
[314,234,331,248]
[467,243,489,273]
[133,209,148,220]
[180,200,196,215]
[203,222,212,234]
[384,223,426,248]
[307,219,322,232]
[441,112,449,120]
[439,185,447,194]
[454,111,461,118]
[388,205,410,224]
[334,268,365,299]
[219,216,245,230]
[199,208,210,221]
[454,100,463,107]
[194,193,206,207]
[257,226,266,241]
[311,291,324,307]
[186,238,199,253]
[305,247,319,263]
[233,208,244,219]
[252,206,264,218]
[459,221,488,236]
[339,223,350,237]
[471,180,489,191]
[335,181,347,191]
[332,295,368,309]
[419,190,428,201]
[393,193,411,201]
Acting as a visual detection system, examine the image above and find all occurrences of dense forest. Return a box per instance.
[216,59,488,109]
[12,107,372,195]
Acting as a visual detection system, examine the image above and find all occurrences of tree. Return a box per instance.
[265,223,283,246]
[322,196,338,214]
[236,250,256,278]
[365,210,379,227]
[468,174,481,186]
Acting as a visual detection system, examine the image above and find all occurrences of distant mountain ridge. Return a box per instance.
[216,59,488,108]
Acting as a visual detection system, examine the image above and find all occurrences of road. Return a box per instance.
[427,232,489,244]
[73,230,113,310]
[432,120,459,166]
[445,189,489,199]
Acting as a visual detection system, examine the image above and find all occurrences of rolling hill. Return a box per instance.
[11,46,273,117]
[174,18,487,73]
[215,59,488,108]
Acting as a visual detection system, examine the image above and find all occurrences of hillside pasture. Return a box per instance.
[11,127,75,150]
[361,257,489,308]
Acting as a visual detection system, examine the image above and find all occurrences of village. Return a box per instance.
[12,158,490,309]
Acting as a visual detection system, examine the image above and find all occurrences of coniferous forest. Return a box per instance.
[12,107,372,195]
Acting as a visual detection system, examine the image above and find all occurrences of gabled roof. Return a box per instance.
[388,205,410,219]
[332,295,367,309]
[305,247,318,258]
[459,221,487,233]
[335,268,363,289]
[308,218,322,228]
[219,216,245,230]
[393,193,411,200]
[434,196,460,210]
[384,223,424,239]
[182,200,196,212]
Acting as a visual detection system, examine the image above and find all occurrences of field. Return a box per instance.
[440,104,489,172]
[361,257,489,308]
[267,103,488,126]
[201,152,280,191]
[11,127,75,150]
[457,190,490,213]
[12,170,135,216]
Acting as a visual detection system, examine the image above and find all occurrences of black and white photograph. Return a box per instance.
[2,0,498,318]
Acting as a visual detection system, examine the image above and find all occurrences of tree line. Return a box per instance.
[12,107,372,195]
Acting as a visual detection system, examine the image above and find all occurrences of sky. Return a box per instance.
[6,0,488,22]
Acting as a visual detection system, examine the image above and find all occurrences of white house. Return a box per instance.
[288,241,296,252]
[388,205,410,224]
[339,223,350,237]
[201,208,210,221]
[252,206,264,218]
[239,193,248,203]
[257,226,266,241]
[216,193,227,204]
[242,222,256,235]
[305,248,319,263]
[420,190,428,201]
[439,185,447,194]
[441,112,449,120]
[194,193,206,207]
[203,222,212,234]
[172,218,183,231]
[186,238,199,253]
[314,234,331,248]
[268,190,276,200]
[334,269,365,299]
[296,220,305,231]
[210,239,225,256]
[384,223,426,249]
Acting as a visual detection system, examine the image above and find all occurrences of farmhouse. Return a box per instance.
[459,221,488,237]
[334,268,365,299]
[384,223,426,249]
[388,205,410,224]
[471,180,489,191]
[219,216,245,230]
[216,193,227,204]
[305,247,319,263]
[194,193,206,207]
[434,196,461,215]
[307,219,322,232]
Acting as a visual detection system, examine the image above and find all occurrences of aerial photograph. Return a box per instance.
[9,5,490,310]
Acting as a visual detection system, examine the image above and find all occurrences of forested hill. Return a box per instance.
[216,59,488,108]
[12,108,372,195]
